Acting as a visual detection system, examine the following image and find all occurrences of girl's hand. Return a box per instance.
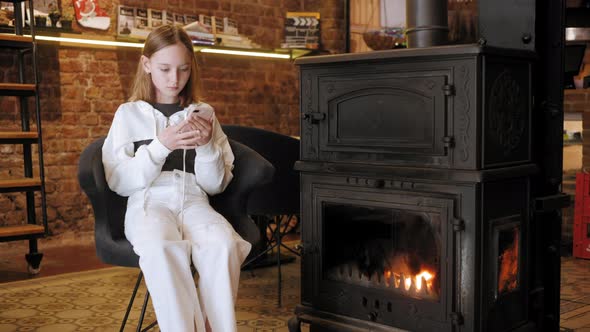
[186,113,213,146]
[158,120,200,150]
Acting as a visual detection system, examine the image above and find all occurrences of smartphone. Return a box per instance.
[191,104,214,121]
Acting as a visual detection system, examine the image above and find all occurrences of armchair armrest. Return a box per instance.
[210,139,275,246]
[78,137,137,267]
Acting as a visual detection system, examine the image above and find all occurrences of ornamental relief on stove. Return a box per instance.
[488,70,525,157]
[457,65,472,162]
[302,74,317,159]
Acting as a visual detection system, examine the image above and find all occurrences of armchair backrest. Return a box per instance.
[221,125,300,216]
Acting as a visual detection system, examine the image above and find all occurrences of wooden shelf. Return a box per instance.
[0,131,38,143]
[28,32,314,60]
[0,83,36,96]
[0,225,45,239]
[564,88,590,95]
[0,177,42,192]
[0,33,33,48]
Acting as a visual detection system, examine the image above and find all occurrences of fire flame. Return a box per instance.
[384,269,435,292]
[498,228,519,294]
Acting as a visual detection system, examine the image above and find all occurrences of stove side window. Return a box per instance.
[323,203,441,301]
[497,226,520,296]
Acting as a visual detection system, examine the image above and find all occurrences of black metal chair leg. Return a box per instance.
[137,290,150,332]
[121,272,143,332]
[141,321,158,332]
[275,215,283,307]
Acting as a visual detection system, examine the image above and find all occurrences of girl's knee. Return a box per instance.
[136,239,191,262]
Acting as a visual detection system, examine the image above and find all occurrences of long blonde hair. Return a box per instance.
[129,24,200,107]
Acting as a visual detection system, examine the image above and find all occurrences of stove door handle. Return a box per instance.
[302,112,325,124]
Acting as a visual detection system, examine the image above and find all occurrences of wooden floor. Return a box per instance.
[2,235,590,330]
[560,256,590,331]
[0,234,110,283]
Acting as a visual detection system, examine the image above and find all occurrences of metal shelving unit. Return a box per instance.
[0,0,48,274]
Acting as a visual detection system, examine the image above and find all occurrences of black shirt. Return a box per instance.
[133,102,197,174]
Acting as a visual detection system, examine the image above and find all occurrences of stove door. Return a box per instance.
[301,61,454,168]
[301,174,459,332]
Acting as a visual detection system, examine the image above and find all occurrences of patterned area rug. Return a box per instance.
[0,257,306,332]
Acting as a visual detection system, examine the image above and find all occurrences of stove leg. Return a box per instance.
[288,316,301,332]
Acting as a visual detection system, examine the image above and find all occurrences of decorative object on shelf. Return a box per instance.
[60,13,73,29]
[185,14,198,25]
[34,15,47,27]
[198,14,213,32]
[48,2,61,27]
[212,16,224,34]
[0,6,13,27]
[362,27,405,50]
[131,8,150,39]
[282,11,320,49]
[224,17,238,35]
[173,12,185,27]
[117,5,133,36]
[147,8,163,29]
[349,0,406,53]
[73,0,110,30]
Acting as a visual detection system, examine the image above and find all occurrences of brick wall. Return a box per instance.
[0,0,346,239]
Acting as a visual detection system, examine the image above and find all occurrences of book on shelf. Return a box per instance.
[184,20,215,46]
[216,33,254,49]
[117,5,134,36]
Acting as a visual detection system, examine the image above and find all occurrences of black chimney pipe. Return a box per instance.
[406,0,449,48]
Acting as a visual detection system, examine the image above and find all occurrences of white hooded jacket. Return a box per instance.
[102,100,234,199]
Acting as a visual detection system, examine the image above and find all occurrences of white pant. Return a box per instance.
[125,170,252,332]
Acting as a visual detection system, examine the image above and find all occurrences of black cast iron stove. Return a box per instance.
[288,1,567,331]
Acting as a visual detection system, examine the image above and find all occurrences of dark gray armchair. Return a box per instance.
[221,125,300,307]
[78,136,274,331]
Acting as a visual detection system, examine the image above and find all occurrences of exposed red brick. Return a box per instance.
[0,0,343,236]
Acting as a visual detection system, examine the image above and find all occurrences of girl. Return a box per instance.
[102,24,251,331]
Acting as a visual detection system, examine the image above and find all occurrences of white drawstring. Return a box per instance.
[179,109,190,239]
[181,147,186,239]
[144,107,159,216]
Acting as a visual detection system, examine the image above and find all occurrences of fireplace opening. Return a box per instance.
[497,227,520,296]
[323,203,441,301]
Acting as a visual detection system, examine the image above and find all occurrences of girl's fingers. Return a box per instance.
[176,130,199,139]
[189,116,212,129]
